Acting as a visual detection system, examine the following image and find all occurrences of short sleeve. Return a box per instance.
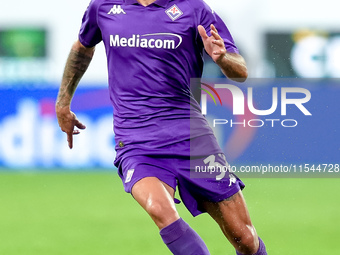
[197,1,239,54]
[78,0,102,48]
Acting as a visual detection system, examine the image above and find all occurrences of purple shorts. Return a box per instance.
[117,153,245,216]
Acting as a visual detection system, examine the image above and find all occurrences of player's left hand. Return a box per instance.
[198,24,226,64]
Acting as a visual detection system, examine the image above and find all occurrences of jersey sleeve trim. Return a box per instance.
[78,0,103,48]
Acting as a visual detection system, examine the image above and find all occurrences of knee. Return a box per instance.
[233,226,259,255]
[145,200,179,229]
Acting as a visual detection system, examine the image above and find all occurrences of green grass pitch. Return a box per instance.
[0,171,339,254]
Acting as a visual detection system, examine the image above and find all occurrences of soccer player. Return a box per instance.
[56,0,267,254]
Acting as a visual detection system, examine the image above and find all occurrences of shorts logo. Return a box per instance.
[166,5,183,21]
[229,173,237,187]
[125,169,135,183]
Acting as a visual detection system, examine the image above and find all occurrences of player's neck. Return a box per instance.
[137,0,156,7]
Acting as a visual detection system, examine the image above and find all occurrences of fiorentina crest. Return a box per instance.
[166,4,183,21]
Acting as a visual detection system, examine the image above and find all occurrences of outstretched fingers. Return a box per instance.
[75,118,86,130]
[67,130,74,149]
[210,24,222,39]
[198,25,208,40]
[63,116,86,149]
[210,24,225,55]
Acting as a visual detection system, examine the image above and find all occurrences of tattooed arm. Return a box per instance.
[55,40,95,149]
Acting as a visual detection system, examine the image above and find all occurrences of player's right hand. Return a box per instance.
[56,106,86,149]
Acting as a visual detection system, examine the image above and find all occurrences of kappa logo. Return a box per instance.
[165,4,183,21]
[108,5,126,15]
[228,173,237,187]
[125,169,135,183]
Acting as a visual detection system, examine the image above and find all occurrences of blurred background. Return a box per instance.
[0,0,339,254]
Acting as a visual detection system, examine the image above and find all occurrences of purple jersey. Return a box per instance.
[78,0,239,164]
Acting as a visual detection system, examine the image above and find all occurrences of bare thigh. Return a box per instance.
[131,177,180,230]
